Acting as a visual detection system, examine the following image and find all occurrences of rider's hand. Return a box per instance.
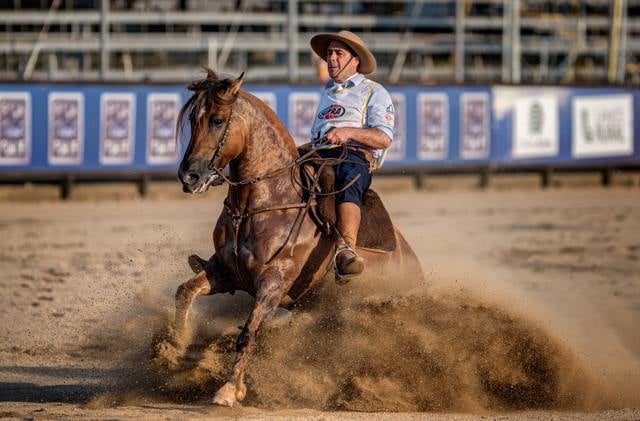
[324,127,353,145]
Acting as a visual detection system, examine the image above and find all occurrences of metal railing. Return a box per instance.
[0,0,637,84]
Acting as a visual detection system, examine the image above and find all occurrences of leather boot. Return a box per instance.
[334,245,365,284]
[335,202,365,284]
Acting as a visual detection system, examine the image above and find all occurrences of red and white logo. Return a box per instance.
[318,103,345,120]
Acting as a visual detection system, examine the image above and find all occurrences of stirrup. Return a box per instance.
[333,244,363,285]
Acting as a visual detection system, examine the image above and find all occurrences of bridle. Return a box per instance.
[206,107,234,176]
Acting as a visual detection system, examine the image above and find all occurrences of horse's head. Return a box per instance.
[178,69,245,194]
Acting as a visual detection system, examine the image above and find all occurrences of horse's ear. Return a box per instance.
[227,72,244,97]
[204,66,219,80]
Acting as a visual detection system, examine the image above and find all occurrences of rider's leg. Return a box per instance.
[335,201,365,280]
[333,149,371,280]
[336,202,361,248]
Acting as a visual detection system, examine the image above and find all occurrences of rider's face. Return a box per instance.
[326,41,359,83]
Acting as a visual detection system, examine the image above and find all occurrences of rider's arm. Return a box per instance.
[324,126,391,149]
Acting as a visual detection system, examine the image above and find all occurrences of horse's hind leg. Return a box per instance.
[152,270,215,369]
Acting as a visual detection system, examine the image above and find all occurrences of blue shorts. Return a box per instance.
[317,148,372,207]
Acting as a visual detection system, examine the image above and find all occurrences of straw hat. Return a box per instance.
[310,30,377,75]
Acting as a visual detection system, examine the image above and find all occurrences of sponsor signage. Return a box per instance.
[386,93,406,161]
[513,96,558,158]
[147,93,180,165]
[0,92,30,165]
[100,93,136,165]
[48,92,84,165]
[1,84,638,173]
[288,92,320,146]
[460,92,490,159]
[572,94,634,158]
[417,93,448,160]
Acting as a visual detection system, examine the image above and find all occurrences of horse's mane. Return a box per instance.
[177,68,240,144]
[177,67,299,158]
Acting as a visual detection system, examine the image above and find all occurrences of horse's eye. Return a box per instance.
[209,116,224,129]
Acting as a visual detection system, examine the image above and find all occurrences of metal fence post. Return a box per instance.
[100,0,109,81]
[608,0,628,84]
[288,0,299,83]
[501,0,511,83]
[511,0,521,84]
[454,0,465,83]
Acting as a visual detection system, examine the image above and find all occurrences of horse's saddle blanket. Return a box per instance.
[298,147,397,252]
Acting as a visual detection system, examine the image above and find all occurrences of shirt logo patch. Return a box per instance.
[318,103,345,120]
[386,104,395,113]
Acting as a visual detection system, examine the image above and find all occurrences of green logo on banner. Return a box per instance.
[529,101,544,135]
[581,109,593,143]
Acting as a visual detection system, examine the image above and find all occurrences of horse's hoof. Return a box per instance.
[188,254,207,274]
[150,327,189,371]
[213,382,241,407]
[150,338,183,371]
[236,381,247,401]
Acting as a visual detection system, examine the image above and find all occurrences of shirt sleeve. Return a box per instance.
[365,84,395,142]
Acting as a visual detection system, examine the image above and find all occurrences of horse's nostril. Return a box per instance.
[185,172,200,184]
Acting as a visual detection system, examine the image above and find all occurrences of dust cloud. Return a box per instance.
[86,269,624,412]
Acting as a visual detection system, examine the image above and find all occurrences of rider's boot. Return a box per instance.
[334,202,365,284]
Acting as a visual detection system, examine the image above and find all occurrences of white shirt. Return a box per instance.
[311,73,395,163]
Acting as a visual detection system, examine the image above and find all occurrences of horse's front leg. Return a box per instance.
[213,266,286,407]
[152,263,219,369]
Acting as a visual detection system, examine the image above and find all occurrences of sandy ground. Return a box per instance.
[1,175,639,420]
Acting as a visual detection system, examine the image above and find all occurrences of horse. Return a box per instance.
[155,68,423,407]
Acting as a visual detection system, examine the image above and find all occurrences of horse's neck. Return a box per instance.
[228,94,300,209]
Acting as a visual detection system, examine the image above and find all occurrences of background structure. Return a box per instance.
[1,0,638,85]
[0,1,639,197]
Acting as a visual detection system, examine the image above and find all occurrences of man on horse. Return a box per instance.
[309,30,395,281]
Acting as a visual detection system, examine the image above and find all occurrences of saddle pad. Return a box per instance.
[358,189,397,252]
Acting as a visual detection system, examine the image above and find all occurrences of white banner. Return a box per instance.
[0,92,31,165]
[386,92,406,161]
[49,92,84,165]
[460,92,490,159]
[417,93,448,160]
[572,94,634,158]
[513,95,558,158]
[100,93,136,165]
[288,92,320,146]
[147,93,180,165]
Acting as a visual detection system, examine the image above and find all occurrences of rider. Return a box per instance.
[309,30,395,281]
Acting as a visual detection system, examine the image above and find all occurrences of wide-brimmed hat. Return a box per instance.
[310,30,377,75]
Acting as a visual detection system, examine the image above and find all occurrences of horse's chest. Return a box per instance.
[217,217,291,273]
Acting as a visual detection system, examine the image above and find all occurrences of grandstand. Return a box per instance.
[1,0,638,85]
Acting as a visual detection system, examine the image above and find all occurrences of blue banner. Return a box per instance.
[0,83,638,173]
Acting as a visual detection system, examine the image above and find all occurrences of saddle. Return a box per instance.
[298,145,397,252]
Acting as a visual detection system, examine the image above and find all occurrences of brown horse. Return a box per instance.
[157,69,423,406]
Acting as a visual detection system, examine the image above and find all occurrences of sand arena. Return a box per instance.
[1,175,639,419]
